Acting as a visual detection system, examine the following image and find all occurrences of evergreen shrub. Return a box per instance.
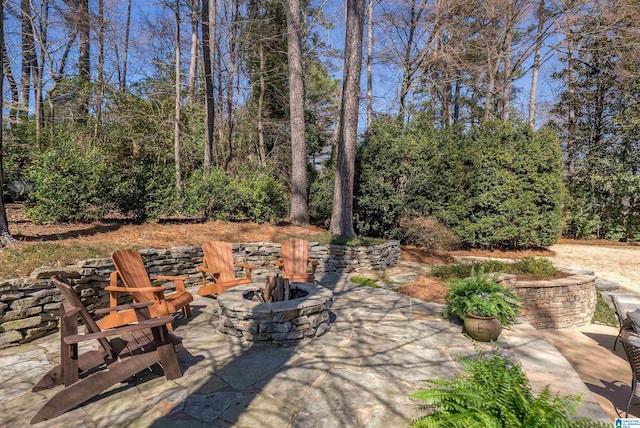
[183,167,286,223]
[183,167,238,220]
[354,119,564,249]
[111,161,177,223]
[25,143,112,223]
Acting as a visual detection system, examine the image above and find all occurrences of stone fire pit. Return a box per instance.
[217,282,333,344]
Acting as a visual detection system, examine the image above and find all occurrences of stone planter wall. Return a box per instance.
[499,274,597,329]
[0,240,400,347]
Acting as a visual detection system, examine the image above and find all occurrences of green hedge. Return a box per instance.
[25,144,112,223]
[352,119,564,249]
[183,166,287,223]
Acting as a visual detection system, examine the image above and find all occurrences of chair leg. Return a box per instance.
[615,325,624,351]
[150,325,182,380]
[627,378,636,417]
[33,350,106,392]
[31,352,159,424]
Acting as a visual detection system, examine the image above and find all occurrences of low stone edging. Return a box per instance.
[0,240,400,347]
[499,273,597,329]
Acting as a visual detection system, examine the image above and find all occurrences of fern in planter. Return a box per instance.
[443,269,519,327]
[410,350,607,428]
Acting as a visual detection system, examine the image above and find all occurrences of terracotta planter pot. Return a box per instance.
[464,313,502,342]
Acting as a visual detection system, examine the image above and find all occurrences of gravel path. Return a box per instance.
[547,243,640,293]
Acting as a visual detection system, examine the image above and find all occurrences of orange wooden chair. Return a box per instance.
[197,241,255,296]
[97,249,193,330]
[32,276,182,424]
[275,239,319,283]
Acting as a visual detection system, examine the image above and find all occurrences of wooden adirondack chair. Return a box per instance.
[31,276,183,424]
[197,241,255,296]
[275,239,319,283]
[97,249,193,330]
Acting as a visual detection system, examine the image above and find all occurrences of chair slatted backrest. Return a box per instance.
[281,239,309,277]
[51,275,112,356]
[111,249,156,303]
[202,241,237,283]
[622,337,640,381]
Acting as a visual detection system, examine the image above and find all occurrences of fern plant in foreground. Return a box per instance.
[410,350,608,428]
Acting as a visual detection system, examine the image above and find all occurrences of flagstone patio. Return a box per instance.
[0,273,611,427]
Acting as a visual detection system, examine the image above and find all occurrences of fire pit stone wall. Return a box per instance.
[217,282,333,343]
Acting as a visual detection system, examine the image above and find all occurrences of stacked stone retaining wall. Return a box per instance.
[0,241,400,347]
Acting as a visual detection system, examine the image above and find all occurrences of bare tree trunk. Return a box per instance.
[500,1,514,122]
[187,0,199,104]
[202,0,215,168]
[329,90,342,159]
[330,0,366,238]
[257,43,266,164]
[224,0,239,170]
[78,0,90,119]
[20,0,36,118]
[34,0,47,149]
[215,29,225,164]
[121,0,132,91]
[93,0,105,143]
[483,55,500,121]
[443,79,452,127]
[287,0,309,225]
[174,0,182,191]
[453,78,460,124]
[566,29,576,175]
[3,43,19,121]
[0,3,16,246]
[528,0,544,127]
[366,0,373,130]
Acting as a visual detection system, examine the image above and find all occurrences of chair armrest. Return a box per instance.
[105,285,166,293]
[308,258,318,274]
[235,262,255,270]
[63,316,175,344]
[93,301,153,315]
[150,275,188,281]
[150,275,188,292]
[197,266,221,276]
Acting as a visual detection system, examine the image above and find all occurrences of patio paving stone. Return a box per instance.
[0,272,611,426]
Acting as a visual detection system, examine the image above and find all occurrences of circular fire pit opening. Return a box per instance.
[217,282,333,344]
[243,287,309,302]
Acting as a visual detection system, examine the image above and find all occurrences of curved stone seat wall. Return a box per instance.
[500,274,597,329]
[0,240,400,348]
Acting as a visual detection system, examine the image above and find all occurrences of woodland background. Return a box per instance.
[0,0,638,249]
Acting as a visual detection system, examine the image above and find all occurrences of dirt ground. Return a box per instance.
[545,242,640,293]
[5,204,640,293]
[4,204,329,247]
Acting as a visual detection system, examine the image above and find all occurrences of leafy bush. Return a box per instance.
[309,166,334,228]
[235,168,287,223]
[453,122,564,249]
[25,144,112,223]
[354,119,564,249]
[431,258,558,281]
[509,257,557,279]
[399,216,461,251]
[111,161,177,223]
[444,269,519,326]
[182,167,238,220]
[182,167,286,223]
[564,159,640,241]
[431,260,509,280]
[411,350,606,427]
